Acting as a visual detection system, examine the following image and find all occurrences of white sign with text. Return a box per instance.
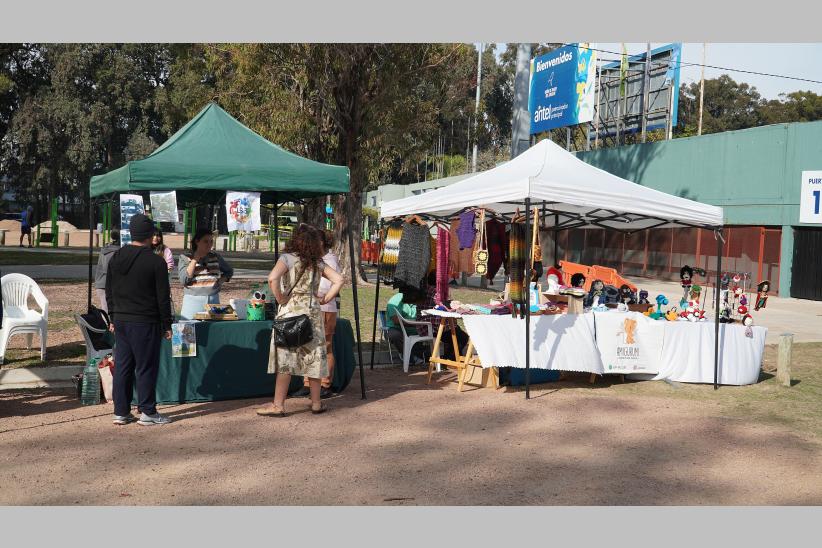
[800,170,822,224]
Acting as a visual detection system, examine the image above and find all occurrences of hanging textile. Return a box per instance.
[508,222,527,318]
[456,211,476,249]
[380,221,403,282]
[449,218,475,276]
[436,226,450,304]
[428,234,437,274]
[485,218,509,281]
[393,222,431,291]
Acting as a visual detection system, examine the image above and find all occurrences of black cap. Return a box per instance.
[129,213,154,242]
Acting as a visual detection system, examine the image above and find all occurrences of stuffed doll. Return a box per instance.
[638,290,650,305]
[560,273,587,314]
[755,280,770,311]
[584,279,606,308]
[680,265,694,303]
[649,294,669,320]
[619,284,636,304]
[742,313,754,338]
[689,284,702,305]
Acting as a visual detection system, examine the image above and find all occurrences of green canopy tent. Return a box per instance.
[88,102,366,398]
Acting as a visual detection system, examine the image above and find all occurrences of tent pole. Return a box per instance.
[714,227,723,390]
[274,203,280,261]
[87,197,95,312]
[369,219,384,370]
[347,197,367,399]
[524,197,532,400]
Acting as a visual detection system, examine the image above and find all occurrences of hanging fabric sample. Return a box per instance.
[225,191,261,232]
[393,222,431,291]
[380,221,403,282]
[428,233,437,274]
[456,211,476,250]
[508,222,527,318]
[485,218,509,281]
[436,226,450,305]
[449,217,475,276]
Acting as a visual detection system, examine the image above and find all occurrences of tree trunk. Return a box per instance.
[299,197,326,228]
[334,130,367,284]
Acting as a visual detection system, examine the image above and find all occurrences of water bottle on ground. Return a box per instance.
[80,357,101,406]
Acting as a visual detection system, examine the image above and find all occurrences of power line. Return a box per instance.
[573,44,822,86]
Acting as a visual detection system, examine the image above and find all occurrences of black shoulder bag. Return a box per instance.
[272,264,316,348]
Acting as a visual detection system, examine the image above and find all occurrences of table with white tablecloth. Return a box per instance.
[459,312,766,386]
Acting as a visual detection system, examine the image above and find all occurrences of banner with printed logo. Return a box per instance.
[119,193,145,247]
[149,190,178,223]
[529,43,597,134]
[593,311,664,374]
[225,191,261,232]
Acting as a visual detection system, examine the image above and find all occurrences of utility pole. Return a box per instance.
[511,43,533,159]
[641,43,651,143]
[698,43,706,136]
[472,43,483,173]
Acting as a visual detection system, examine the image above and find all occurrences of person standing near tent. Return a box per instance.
[19,205,34,248]
[94,230,121,312]
[257,224,343,417]
[106,214,173,426]
[152,229,174,272]
[295,229,339,399]
[177,228,234,320]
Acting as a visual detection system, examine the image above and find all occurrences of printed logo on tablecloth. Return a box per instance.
[596,312,663,374]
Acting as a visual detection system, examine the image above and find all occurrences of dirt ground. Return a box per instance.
[2,369,821,506]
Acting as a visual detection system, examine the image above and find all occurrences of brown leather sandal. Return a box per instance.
[256,403,287,417]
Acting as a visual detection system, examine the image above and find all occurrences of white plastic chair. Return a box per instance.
[74,313,113,366]
[0,273,49,365]
[394,312,434,373]
[377,310,395,365]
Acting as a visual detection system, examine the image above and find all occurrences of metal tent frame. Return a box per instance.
[372,202,724,398]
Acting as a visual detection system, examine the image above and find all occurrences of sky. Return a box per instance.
[586,43,822,100]
[493,43,822,100]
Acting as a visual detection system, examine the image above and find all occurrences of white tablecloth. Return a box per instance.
[656,321,767,385]
[461,314,604,374]
[461,312,766,385]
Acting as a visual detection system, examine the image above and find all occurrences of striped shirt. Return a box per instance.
[178,252,234,297]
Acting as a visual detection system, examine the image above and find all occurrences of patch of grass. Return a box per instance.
[1,341,85,369]
[0,250,97,265]
[602,342,822,439]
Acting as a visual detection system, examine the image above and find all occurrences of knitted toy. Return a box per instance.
[680,265,694,304]
[755,280,770,311]
[638,290,650,305]
[619,284,636,304]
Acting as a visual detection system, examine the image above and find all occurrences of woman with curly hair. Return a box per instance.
[257,224,344,417]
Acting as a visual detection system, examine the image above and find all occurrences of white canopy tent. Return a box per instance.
[380,138,723,231]
[375,138,727,397]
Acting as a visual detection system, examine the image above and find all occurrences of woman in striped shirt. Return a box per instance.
[178,228,234,320]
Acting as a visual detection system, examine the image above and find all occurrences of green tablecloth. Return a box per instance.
[151,318,356,404]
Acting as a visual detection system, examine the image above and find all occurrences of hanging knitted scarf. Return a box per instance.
[393,222,431,291]
[456,211,476,249]
[436,226,450,304]
[508,222,526,318]
[380,221,403,282]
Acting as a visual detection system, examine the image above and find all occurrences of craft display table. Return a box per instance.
[421,309,497,392]
[151,318,356,404]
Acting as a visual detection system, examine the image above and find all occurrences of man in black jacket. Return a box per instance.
[106,214,173,426]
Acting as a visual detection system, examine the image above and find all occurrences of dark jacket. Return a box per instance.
[105,244,173,330]
[94,242,120,289]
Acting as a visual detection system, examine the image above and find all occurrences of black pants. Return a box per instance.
[113,321,162,417]
[440,324,470,362]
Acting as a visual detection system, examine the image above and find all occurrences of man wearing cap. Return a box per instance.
[106,214,174,426]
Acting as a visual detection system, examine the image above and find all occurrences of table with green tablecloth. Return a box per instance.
[151,318,356,404]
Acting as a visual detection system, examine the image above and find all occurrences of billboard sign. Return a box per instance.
[800,171,822,224]
[595,43,682,138]
[529,43,597,134]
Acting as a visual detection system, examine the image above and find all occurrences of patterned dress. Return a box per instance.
[267,253,328,378]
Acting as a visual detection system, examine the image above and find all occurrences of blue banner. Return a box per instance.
[529,44,597,134]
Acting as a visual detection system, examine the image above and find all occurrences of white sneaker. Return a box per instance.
[138,412,172,426]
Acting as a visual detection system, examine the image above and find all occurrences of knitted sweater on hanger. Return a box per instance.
[393,222,431,291]
[455,211,476,249]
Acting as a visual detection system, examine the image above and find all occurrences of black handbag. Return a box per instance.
[272,265,316,348]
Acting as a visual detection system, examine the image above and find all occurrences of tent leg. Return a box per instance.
[274,203,279,261]
[369,219,384,370]
[714,228,723,390]
[87,197,95,312]
[525,198,531,400]
[347,200,367,399]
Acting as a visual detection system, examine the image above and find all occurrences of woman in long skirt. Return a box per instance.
[257,224,344,417]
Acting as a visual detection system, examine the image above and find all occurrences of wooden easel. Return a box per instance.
[427,317,498,392]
